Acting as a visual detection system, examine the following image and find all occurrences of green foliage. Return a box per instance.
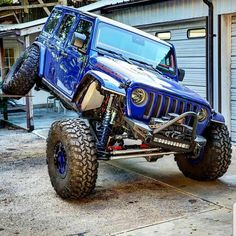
[0,0,13,6]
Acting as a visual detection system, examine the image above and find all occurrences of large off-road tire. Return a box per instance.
[47,119,98,199]
[2,45,39,96]
[175,123,231,181]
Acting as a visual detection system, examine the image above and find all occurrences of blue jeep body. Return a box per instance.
[1,4,231,199]
[11,5,231,199]
[34,5,224,158]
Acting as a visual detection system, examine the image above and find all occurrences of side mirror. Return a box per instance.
[178,68,185,81]
[72,32,86,51]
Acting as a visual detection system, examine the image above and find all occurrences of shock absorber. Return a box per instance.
[97,94,115,150]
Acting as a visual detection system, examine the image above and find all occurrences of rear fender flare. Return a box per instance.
[32,41,46,77]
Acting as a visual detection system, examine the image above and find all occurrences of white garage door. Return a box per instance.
[139,19,207,99]
[231,16,236,142]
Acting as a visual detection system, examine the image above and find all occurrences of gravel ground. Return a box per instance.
[0,127,218,236]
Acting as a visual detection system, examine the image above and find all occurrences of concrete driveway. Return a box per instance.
[0,126,235,236]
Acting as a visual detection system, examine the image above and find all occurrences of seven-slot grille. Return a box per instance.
[144,92,200,125]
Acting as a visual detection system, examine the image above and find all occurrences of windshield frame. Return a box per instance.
[92,21,177,76]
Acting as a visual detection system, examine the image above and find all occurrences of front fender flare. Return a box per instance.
[83,70,126,96]
[211,111,225,124]
[32,41,46,77]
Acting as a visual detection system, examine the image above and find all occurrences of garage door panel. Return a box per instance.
[142,20,206,105]
[170,29,187,40]
[173,41,206,57]
[231,40,236,55]
[230,59,236,69]
[231,101,236,113]
[231,110,236,119]
[231,133,236,142]
[230,89,236,100]
[230,75,236,88]
[177,58,205,69]
[231,21,236,32]
[184,68,206,75]
[231,16,236,141]
[183,68,205,82]
[230,123,236,141]
[232,16,236,23]
[231,69,236,76]
[231,134,236,141]
[230,125,236,138]
[183,77,206,86]
[230,122,236,130]
[231,80,236,88]
[145,20,206,35]
[175,49,205,57]
[173,39,206,47]
[231,23,236,31]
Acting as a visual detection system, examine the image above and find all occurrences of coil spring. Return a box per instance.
[97,95,114,150]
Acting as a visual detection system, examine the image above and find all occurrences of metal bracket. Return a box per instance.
[152,112,198,142]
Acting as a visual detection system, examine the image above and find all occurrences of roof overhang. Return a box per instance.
[0,0,170,37]
[101,0,169,14]
[80,0,170,13]
[0,17,47,37]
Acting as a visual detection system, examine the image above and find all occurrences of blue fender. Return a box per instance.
[211,110,225,124]
[32,41,46,77]
[84,70,126,96]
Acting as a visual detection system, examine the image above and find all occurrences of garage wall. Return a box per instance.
[231,16,236,142]
[103,0,207,26]
[139,19,207,99]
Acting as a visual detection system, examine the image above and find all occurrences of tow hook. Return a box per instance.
[192,136,207,158]
[193,143,202,157]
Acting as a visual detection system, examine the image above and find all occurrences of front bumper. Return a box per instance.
[125,112,207,154]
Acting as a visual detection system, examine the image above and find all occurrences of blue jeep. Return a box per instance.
[3,6,231,199]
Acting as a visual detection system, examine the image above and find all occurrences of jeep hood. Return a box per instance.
[90,56,210,108]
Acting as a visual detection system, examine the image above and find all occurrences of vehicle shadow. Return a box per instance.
[103,158,236,207]
[64,156,236,207]
[67,161,169,204]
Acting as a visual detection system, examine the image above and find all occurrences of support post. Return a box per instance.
[220,15,231,131]
[0,38,5,82]
[37,0,50,16]
[22,0,29,14]
[203,0,214,108]
[3,98,8,121]
[25,35,34,131]
[13,11,21,23]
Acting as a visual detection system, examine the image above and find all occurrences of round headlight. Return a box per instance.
[131,88,147,105]
[197,108,208,122]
